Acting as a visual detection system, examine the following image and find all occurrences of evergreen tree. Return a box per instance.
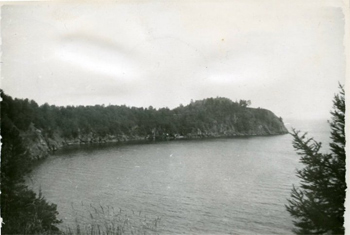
[286,85,346,234]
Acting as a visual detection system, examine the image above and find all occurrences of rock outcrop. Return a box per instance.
[21,107,288,160]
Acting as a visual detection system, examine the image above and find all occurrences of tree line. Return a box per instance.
[1,91,277,141]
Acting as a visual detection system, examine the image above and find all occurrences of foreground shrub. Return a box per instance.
[62,204,161,235]
[286,85,346,234]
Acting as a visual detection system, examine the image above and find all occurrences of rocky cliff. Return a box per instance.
[1,93,288,160]
[21,108,288,160]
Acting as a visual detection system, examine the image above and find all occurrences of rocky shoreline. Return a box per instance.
[22,122,288,160]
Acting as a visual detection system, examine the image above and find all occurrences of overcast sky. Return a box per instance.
[1,0,346,120]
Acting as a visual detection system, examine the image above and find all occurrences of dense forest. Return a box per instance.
[1,91,287,158]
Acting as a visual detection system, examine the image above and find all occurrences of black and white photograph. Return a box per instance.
[0,1,348,234]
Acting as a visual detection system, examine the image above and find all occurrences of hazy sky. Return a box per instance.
[1,0,347,120]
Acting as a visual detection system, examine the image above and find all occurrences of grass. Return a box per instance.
[61,203,162,235]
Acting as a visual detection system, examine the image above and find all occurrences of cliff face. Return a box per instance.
[180,108,288,138]
[21,107,288,160]
[1,92,288,160]
[21,128,152,160]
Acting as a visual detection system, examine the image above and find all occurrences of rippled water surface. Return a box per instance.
[28,119,330,234]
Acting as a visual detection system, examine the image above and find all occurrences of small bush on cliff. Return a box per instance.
[286,85,346,234]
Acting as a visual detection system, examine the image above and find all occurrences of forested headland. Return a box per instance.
[1,91,288,159]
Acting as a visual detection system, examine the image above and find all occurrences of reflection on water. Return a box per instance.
[28,119,330,234]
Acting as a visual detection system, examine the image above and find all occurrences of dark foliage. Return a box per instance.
[0,92,284,142]
[1,91,61,234]
[286,85,346,234]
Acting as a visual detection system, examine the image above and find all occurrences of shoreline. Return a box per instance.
[51,131,289,156]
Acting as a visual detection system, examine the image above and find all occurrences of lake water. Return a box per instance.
[27,119,331,234]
